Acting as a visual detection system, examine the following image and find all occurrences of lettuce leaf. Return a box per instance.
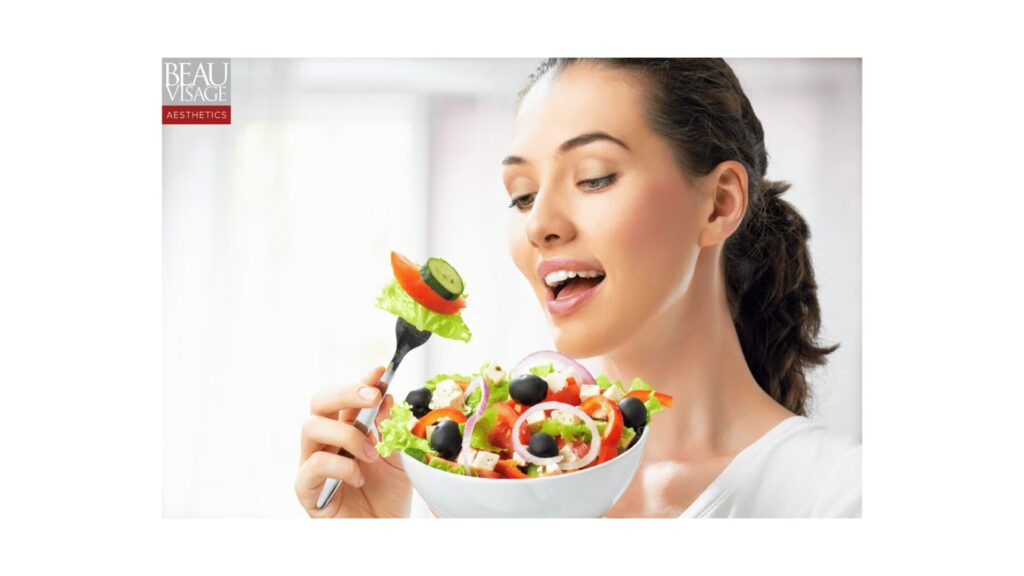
[428,458,466,475]
[626,377,663,423]
[375,279,471,343]
[424,372,475,392]
[375,402,435,458]
[529,363,554,378]
[618,426,636,449]
[467,378,509,412]
[628,377,653,392]
[538,418,593,442]
[404,447,428,463]
[643,393,663,424]
[596,374,626,392]
[467,404,505,452]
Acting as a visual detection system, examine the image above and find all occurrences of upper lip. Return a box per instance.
[536,258,606,287]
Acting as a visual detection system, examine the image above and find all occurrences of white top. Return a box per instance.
[679,415,861,518]
[408,415,861,518]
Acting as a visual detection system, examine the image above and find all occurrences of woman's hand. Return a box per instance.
[295,366,412,518]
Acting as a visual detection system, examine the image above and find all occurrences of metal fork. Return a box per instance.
[315,317,432,510]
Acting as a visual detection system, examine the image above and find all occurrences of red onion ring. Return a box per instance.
[510,350,596,386]
[459,376,489,472]
[511,401,601,470]
[460,412,481,471]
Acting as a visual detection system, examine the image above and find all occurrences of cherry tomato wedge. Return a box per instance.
[503,399,528,416]
[494,459,530,479]
[624,389,673,408]
[569,439,590,459]
[411,407,467,438]
[487,402,521,451]
[390,251,466,314]
[545,375,582,406]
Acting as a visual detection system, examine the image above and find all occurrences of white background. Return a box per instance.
[162,58,861,517]
[1,0,1021,573]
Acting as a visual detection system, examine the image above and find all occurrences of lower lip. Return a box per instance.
[546,280,602,316]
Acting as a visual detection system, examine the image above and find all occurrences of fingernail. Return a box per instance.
[358,387,378,400]
[355,474,365,487]
[364,441,379,460]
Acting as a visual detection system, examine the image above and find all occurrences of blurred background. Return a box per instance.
[163,58,861,517]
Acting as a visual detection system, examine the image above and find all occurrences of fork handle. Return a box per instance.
[315,363,396,510]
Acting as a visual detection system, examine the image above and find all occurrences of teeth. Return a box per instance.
[544,269,605,287]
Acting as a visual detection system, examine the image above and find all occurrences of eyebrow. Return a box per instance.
[501,131,630,166]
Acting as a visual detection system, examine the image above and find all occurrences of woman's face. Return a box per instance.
[504,63,706,358]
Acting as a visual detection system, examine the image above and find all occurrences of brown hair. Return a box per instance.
[519,58,838,416]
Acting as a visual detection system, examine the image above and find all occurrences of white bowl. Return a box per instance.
[400,426,649,518]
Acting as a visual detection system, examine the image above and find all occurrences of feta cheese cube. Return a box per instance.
[483,362,505,385]
[511,450,527,467]
[471,451,499,471]
[601,385,625,403]
[545,371,568,394]
[558,444,579,465]
[552,409,581,426]
[429,379,465,412]
[540,463,563,476]
[579,384,600,401]
[526,410,547,431]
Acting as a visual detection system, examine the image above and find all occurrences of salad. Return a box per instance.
[376,350,673,478]
[377,251,472,342]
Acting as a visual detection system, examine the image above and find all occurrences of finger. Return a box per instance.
[301,415,380,464]
[295,451,364,500]
[310,366,386,420]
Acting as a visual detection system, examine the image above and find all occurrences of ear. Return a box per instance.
[697,160,749,248]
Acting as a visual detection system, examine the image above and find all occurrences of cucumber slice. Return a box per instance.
[420,257,464,301]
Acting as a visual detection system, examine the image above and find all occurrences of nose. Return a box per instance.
[525,187,576,248]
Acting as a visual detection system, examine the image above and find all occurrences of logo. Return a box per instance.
[162,58,231,125]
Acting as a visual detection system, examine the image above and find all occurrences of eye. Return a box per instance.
[508,193,536,212]
[578,173,617,192]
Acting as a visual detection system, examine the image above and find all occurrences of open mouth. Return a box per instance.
[545,270,607,301]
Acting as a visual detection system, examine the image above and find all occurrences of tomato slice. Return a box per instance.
[580,395,624,466]
[545,376,582,406]
[411,407,467,438]
[504,399,528,416]
[624,389,673,408]
[487,402,520,451]
[569,439,590,459]
[390,251,466,315]
[494,459,530,479]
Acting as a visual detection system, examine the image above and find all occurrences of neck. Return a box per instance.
[599,248,771,460]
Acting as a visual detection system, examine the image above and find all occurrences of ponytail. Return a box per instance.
[724,178,838,416]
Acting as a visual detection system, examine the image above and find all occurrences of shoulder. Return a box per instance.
[686,416,861,518]
[752,416,862,517]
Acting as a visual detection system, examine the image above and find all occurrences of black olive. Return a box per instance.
[618,396,647,430]
[528,431,559,458]
[428,419,462,460]
[405,387,432,418]
[509,374,548,406]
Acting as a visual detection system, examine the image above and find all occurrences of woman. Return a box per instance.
[294,58,862,518]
